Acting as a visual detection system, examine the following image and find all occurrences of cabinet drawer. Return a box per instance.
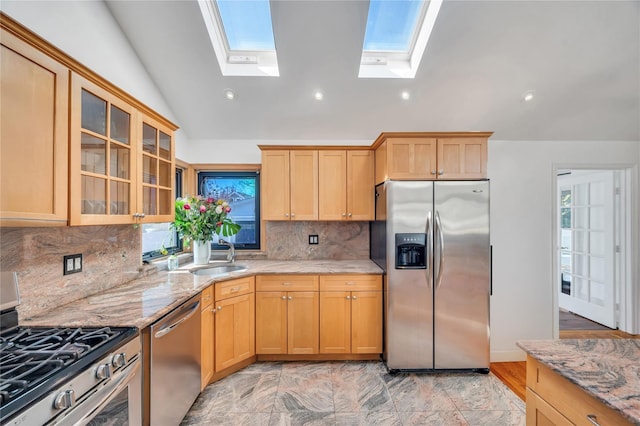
[256,275,319,292]
[215,276,255,301]
[526,356,632,426]
[201,285,213,308]
[319,275,382,291]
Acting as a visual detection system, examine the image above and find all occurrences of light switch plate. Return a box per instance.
[63,254,83,275]
[309,235,319,245]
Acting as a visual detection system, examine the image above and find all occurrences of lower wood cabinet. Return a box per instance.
[200,285,214,390]
[525,355,632,426]
[255,275,319,355]
[209,277,255,373]
[319,275,382,354]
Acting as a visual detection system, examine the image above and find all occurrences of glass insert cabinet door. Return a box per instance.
[70,74,137,225]
[137,114,174,222]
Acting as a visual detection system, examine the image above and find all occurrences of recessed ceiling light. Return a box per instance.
[314,91,324,101]
[223,89,236,100]
[522,90,535,102]
[401,91,411,100]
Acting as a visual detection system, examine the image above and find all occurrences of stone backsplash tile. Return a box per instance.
[265,221,369,260]
[0,225,142,319]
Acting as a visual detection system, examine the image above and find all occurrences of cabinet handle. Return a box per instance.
[285,213,289,217]
[348,213,352,218]
[281,282,292,286]
[342,213,346,217]
[431,170,437,175]
[291,213,296,217]
[281,295,287,300]
[346,295,351,300]
[345,282,356,286]
[211,306,215,313]
[217,306,222,311]
[288,296,293,300]
[586,415,601,426]
[230,287,240,293]
[352,295,357,300]
[438,170,444,175]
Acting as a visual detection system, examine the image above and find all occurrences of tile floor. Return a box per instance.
[180,361,525,426]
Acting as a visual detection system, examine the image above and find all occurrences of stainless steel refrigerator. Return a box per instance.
[371,180,490,372]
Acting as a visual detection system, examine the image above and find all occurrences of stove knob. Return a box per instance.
[96,363,112,380]
[112,352,126,368]
[53,390,75,409]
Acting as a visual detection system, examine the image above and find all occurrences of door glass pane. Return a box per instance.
[574,231,588,253]
[81,175,106,214]
[142,123,156,154]
[590,181,604,204]
[590,256,604,282]
[159,189,172,215]
[574,254,588,277]
[574,183,589,206]
[143,155,157,184]
[574,276,589,301]
[110,105,130,145]
[560,190,571,207]
[81,90,106,135]
[159,131,171,160]
[143,186,157,215]
[110,181,130,215]
[110,145,130,179]
[81,133,106,174]
[590,281,605,306]
[590,206,604,230]
[574,207,588,229]
[590,232,604,256]
[560,208,571,228]
[158,160,171,187]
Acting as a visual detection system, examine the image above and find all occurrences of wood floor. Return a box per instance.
[490,328,638,402]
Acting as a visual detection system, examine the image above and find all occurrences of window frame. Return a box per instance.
[197,170,261,251]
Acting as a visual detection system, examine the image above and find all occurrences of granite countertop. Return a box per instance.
[517,339,640,424]
[21,259,382,330]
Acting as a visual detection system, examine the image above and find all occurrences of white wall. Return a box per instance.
[488,140,639,361]
[1,0,181,136]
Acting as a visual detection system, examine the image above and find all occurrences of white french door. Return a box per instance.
[558,171,616,328]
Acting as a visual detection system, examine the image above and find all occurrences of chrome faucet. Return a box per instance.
[218,239,236,264]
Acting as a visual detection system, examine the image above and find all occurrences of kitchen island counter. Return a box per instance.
[517,339,640,425]
[20,259,382,330]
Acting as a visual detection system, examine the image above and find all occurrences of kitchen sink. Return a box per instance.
[190,264,247,276]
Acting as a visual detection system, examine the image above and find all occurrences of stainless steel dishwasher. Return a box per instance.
[150,294,201,425]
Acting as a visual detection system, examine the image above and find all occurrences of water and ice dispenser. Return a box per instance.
[395,233,427,269]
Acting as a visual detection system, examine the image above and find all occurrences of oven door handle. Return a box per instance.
[53,357,140,426]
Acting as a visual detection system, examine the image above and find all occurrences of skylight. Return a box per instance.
[359,0,443,79]
[198,0,279,77]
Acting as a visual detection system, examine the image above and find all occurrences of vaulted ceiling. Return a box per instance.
[105,0,639,142]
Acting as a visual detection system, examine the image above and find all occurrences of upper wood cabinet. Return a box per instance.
[0,25,69,226]
[261,149,318,221]
[70,73,175,225]
[318,150,374,221]
[1,14,178,227]
[373,132,491,183]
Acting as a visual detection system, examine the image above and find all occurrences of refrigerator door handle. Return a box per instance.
[426,210,432,290]
[435,210,445,290]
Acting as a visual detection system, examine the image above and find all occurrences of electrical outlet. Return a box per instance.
[309,235,319,245]
[63,254,83,275]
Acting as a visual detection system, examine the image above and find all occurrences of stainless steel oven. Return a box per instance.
[0,272,142,426]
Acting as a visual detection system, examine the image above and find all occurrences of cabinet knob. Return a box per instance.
[281,295,287,300]
[352,295,357,300]
[431,170,437,175]
[288,296,293,300]
[348,213,352,218]
[342,213,346,217]
[346,295,351,300]
[438,170,444,175]
[285,213,289,217]
[217,306,222,311]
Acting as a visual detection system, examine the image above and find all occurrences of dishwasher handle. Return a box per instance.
[154,299,200,339]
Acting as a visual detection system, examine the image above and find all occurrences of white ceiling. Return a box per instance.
[105,0,640,142]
